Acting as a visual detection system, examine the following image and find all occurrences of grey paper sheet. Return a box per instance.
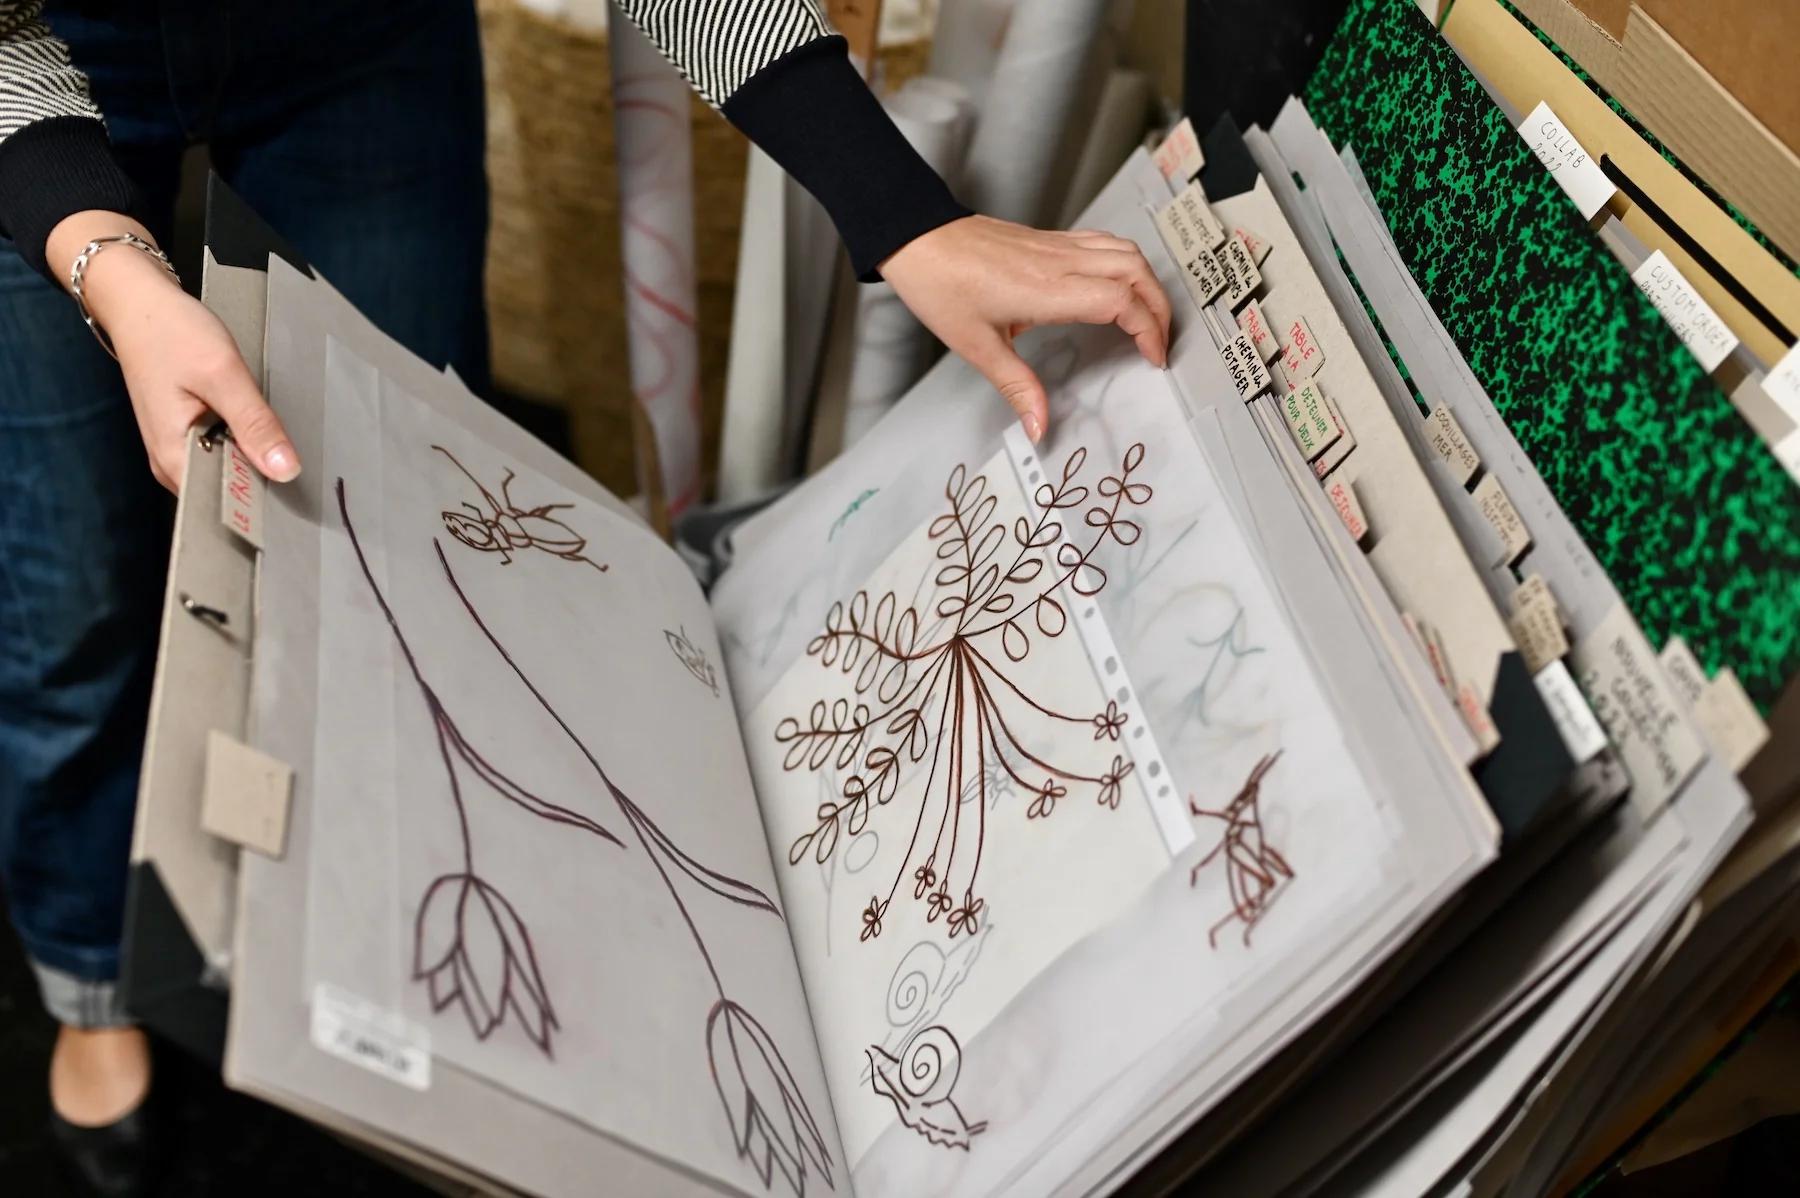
[231,260,842,1197]
[713,151,1497,1197]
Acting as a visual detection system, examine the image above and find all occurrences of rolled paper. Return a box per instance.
[718,148,788,503]
[1058,69,1154,226]
[840,82,978,449]
[924,0,1019,108]
[609,7,703,514]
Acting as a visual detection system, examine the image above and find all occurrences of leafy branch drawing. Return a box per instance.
[776,444,1153,943]
[337,478,832,1195]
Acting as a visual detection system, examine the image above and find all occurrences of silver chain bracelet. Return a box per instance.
[68,232,181,360]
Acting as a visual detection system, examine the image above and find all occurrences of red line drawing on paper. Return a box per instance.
[867,1025,988,1150]
[434,445,609,572]
[777,445,1153,943]
[337,479,831,1195]
[1188,752,1291,949]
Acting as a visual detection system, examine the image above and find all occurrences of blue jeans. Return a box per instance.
[0,0,490,1024]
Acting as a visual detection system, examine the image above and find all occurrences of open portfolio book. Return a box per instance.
[178,147,1534,1198]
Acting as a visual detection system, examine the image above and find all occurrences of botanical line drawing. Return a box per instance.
[433,445,609,572]
[866,1025,988,1150]
[776,444,1154,943]
[338,479,831,1195]
[666,626,720,697]
[1188,752,1291,949]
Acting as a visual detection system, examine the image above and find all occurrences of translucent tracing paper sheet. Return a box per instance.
[714,156,1484,1197]
[254,292,844,1193]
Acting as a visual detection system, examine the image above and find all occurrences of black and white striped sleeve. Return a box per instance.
[614,0,969,280]
[0,1,146,281]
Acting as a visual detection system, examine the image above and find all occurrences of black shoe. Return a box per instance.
[49,1098,161,1198]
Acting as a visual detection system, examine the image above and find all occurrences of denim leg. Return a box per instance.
[212,0,493,387]
[0,245,175,1025]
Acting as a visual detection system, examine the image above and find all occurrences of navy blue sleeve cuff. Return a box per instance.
[0,115,148,283]
[722,36,971,281]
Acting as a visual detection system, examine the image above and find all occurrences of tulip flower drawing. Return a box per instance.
[338,476,833,1195]
[414,872,559,1054]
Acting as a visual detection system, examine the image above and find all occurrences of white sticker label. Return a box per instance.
[1763,341,1800,426]
[1517,100,1617,219]
[1631,250,1740,374]
[1534,659,1609,763]
[312,983,431,1091]
[220,439,266,550]
[1775,428,1800,487]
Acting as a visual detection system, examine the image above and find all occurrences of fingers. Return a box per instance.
[1038,276,1168,369]
[1065,239,1173,358]
[197,350,301,482]
[966,333,1049,444]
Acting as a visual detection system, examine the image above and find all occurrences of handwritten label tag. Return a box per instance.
[220,439,266,550]
[1173,182,1227,250]
[1694,669,1769,773]
[1572,602,1705,816]
[1508,573,1569,673]
[1658,637,1769,772]
[1282,381,1341,461]
[1657,635,1709,706]
[1472,474,1531,565]
[1221,333,1271,399]
[1534,659,1609,762]
[1236,298,1278,361]
[1219,236,1263,311]
[1632,250,1740,374]
[1456,681,1502,755]
[1277,315,1324,383]
[1154,196,1202,263]
[1312,415,1357,479]
[1182,245,1228,307]
[312,983,432,1091]
[1517,100,1617,219]
[1425,403,1481,488]
[1326,476,1369,542]
[1762,341,1800,426]
[1234,226,1271,265]
[1153,116,1205,184]
[201,731,293,859]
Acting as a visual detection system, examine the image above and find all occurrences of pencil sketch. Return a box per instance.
[339,478,832,1195]
[666,626,720,697]
[433,444,609,572]
[860,922,994,1086]
[1188,752,1291,949]
[866,1025,989,1150]
[776,444,1155,943]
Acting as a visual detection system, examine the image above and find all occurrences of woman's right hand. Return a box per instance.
[49,211,301,493]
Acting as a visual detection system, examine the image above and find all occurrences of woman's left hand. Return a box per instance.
[879,214,1173,443]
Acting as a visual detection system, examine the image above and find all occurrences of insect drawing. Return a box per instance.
[433,445,609,572]
[1188,752,1292,949]
[867,1025,988,1151]
[338,477,830,1196]
[777,444,1154,944]
[666,626,720,696]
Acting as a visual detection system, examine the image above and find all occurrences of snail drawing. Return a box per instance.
[866,1024,988,1151]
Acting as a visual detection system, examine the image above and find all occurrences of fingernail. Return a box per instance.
[1022,413,1043,443]
[265,444,301,482]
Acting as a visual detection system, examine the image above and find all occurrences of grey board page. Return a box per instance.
[713,151,1496,1196]
[230,259,843,1197]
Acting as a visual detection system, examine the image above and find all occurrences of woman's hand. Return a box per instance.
[879,214,1173,443]
[49,211,301,493]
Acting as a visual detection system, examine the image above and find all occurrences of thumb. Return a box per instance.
[970,335,1049,444]
[202,353,301,482]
